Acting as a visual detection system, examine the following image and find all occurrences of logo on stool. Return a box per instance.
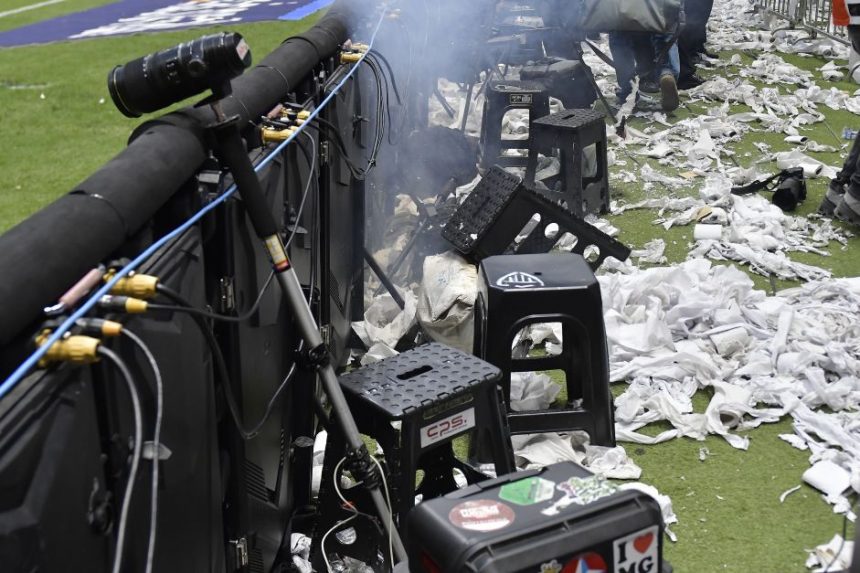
[496,272,545,289]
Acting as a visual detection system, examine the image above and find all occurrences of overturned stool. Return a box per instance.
[474,253,616,444]
[525,108,610,216]
[312,343,515,565]
[479,80,550,170]
[442,166,630,268]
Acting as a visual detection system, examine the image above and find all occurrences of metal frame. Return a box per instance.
[755,0,850,45]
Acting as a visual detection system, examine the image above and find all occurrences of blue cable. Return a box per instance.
[0,10,387,401]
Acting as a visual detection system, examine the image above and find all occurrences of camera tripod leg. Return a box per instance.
[210,115,407,565]
[364,249,406,310]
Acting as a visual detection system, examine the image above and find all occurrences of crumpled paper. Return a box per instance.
[416,251,477,353]
[510,372,561,411]
[512,432,642,480]
[806,534,854,572]
[353,289,417,349]
[619,482,679,541]
[290,533,313,573]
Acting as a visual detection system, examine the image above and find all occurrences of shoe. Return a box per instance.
[640,79,660,94]
[677,74,705,90]
[659,73,679,112]
[818,182,845,217]
[834,189,860,225]
[633,91,661,112]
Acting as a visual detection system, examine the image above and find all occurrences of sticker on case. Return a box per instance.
[448,499,515,532]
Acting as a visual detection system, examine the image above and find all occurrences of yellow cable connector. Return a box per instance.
[261,127,296,143]
[351,43,369,53]
[36,331,101,366]
[99,295,149,314]
[110,274,159,299]
[340,52,363,64]
[76,318,123,337]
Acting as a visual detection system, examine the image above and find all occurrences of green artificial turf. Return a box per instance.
[2,4,859,572]
[0,7,322,233]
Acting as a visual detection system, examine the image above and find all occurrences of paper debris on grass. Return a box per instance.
[780,485,801,503]
[599,259,860,515]
[806,535,854,572]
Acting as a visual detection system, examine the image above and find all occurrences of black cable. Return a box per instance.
[367,51,402,105]
[154,285,299,440]
[301,119,364,179]
[289,130,317,257]
[97,346,144,573]
[120,328,162,573]
[365,54,396,145]
[151,274,274,323]
[361,58,386,170]
[297,131,320,312]
[366,51,403,146]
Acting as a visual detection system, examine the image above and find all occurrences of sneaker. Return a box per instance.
[659,73,679,112]
[640,79,660,94]
[677,74,705,90]
[633,91,662,112]
[818,182,845,217]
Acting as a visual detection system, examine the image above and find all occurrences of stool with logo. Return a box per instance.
[479,80,551,170]
[311,343,515,567]
[441,166,630,268]
[406,461,671,573]
[473,253,616,445]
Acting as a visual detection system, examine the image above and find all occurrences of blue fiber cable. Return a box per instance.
[0,10,386,401]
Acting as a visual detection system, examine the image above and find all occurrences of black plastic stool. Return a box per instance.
[442,166,630,268]
[479,81,550,170]
[474,253,616,445]
[525,109,609,216]
[312,343,515,565]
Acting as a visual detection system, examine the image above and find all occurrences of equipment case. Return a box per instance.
[405,461,670,573]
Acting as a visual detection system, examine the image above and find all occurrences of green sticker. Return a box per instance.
[499,477,556,506]
[542,475,619,516]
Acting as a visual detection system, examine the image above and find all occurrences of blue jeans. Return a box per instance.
[609,32,680,101]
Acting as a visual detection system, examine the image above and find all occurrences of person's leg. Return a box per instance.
[632,34,654,83]
[652,34,679,111]
[608,32,637,102]
[694,0,715,55]
[678,0,709,86]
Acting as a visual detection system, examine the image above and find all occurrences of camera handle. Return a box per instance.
[208,105,407,565]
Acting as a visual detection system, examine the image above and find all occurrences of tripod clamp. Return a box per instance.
[345,444,383,491]
[297,342,331,370]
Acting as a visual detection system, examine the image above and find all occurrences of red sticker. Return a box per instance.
[448,499,515,532]
[561,552,608,573]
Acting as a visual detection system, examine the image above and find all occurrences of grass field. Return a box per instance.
[0,3,322,232]
[0,1,857,571]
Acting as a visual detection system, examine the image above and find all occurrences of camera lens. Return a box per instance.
[108,32,252,118]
